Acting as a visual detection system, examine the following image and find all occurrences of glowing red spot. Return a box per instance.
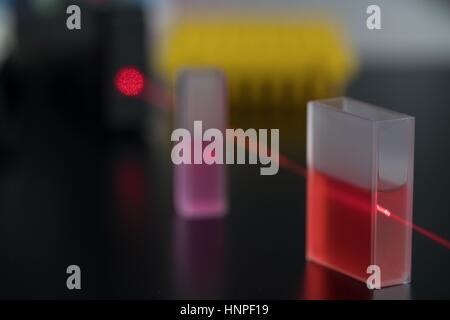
[376,204,391,217]
[115,67,145,97]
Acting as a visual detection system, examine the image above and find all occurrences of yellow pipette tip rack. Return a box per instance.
[158,13,357,107]
[157,13,358,161]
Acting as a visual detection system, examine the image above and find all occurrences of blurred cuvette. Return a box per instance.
[174,69,228,218]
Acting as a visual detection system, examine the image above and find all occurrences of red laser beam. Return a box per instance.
[289,159,450,250]
[379,207,450,250]
[126,80,450,251]
[141,82,173,111]
[235,133,450,250]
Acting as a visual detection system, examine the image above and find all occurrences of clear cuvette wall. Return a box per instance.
[174,69,228,218]
[306,97,414,287]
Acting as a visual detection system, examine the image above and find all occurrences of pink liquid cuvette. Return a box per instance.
[174,69,228,218]
[306,97,415,287]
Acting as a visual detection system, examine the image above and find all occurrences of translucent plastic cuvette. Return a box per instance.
[306,97,414,287]
[174,69,228,218]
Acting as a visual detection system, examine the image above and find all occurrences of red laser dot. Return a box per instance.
[115,67,145,97]
[376,204,391,217]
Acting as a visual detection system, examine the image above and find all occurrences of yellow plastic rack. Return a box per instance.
[158,14,358,160]
[160,15,357,105]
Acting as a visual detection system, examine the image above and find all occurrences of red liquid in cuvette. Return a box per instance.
[307,169,372,281]
[175,142,226,217]
[307,169,410,285]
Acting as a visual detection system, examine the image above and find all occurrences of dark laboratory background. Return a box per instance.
[0,0,449,299]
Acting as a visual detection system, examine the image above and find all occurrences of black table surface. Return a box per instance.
[0,68,449,299]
